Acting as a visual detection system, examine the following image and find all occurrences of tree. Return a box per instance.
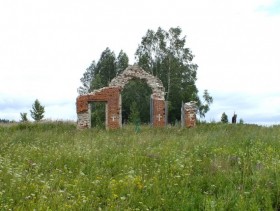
[78,48,130,125]
[122,79,152,123]
[128,101,140,123]
[135,26,213,123]
[198,90,214,118]
[221,112,228,123]
[78,48,129,93]
[116,50,129,75]
[90,102,106,128]
[30,99,45,121]
[95,48,117,86]
[78,61,96,95]
[20,112,28,122]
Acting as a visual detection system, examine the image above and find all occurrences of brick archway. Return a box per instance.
[76,65,166,129]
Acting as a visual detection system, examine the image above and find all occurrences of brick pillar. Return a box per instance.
[184,102,197,128]
[105,87,121,129]
[76,96,90,129]
[76,86,121,129]
[153,99,165,127]
[107,99,121,129]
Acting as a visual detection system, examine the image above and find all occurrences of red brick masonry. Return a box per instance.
[153,99,165,127]
[76,86,166,129]
[76,65,167,129]
[76,87,121,129]
[183,101,197,128]
[185,108,196,128]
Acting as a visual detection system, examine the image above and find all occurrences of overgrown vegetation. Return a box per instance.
[0,122,279,210]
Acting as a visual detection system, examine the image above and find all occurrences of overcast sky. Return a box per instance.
[0,0,279,125]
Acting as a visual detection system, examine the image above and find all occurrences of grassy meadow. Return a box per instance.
[0,122,279,210]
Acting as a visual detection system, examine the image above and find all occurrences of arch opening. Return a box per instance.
[122,78,152,124]
[90,102,106,129]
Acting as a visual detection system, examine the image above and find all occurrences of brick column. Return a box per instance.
[76,96,90,129]
[107,99,121,129]
[153,99,165,127]
[184,102,197,128]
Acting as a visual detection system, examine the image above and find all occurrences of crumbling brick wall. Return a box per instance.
[76,65,166,129]
[76,87,121,129]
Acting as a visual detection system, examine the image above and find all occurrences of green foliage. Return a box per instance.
[77,61,96,95]
[0,123,279,210]
[78,48,129,94]
[128,101,140,123]
[116,50,129,75]
[91,73,103,90]
[95,48,117,86]
[221,112,229,123]
[90,102,106,128]
[30,99,45,121]
[20,112,28,122]
[199,89,214,118]
[122,79,152,123]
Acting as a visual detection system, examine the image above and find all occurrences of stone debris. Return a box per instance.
[184,101,197,110]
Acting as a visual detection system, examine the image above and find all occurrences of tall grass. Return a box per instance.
[0,122,279,210]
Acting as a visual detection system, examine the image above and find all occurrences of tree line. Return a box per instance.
[78,26,213,126]
[0,119,14,123]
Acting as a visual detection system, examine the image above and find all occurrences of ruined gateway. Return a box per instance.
[76,65,196,129]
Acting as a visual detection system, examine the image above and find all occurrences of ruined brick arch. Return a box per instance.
[109,65,165,100]
[76,65,166,129]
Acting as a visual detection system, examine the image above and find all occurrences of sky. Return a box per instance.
[0,0,280,125]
